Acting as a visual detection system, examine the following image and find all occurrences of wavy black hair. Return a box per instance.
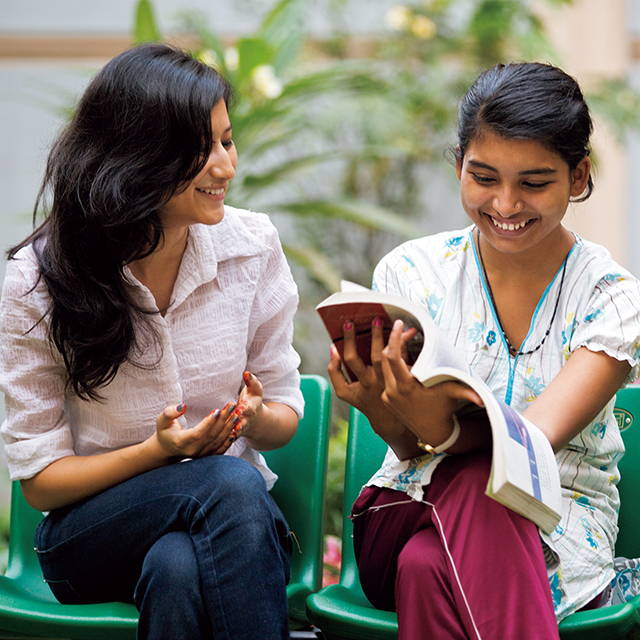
[455,62,594,201]
[9,43,235,400]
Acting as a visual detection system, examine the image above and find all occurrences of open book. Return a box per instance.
[316,282,563,534]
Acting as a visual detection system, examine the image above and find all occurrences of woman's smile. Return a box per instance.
[485,214,535,233]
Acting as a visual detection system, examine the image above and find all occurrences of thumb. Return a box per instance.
[156,403,187,430]
[243,371,263,396]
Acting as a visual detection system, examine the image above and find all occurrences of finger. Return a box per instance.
[197,405,237,453]
[381,320,414,384]
[328,344,356,399]
[370,317,385,372]
[156,403,186,431]
[341,321,370,380]
[438,381,485,408]
[243,371,263,397]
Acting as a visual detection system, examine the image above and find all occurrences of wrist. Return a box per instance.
[416,414,461,457]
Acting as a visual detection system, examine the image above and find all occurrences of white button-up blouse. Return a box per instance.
[0,206,304,489]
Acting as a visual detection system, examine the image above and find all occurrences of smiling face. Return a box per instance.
[159,99,237,230]
[456,131,591,259]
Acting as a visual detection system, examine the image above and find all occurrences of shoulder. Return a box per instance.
[378,227,473,268]
[374,226,474,285]
[569,235,640,292]
[191,206,281,265]
[222,205,281,248]
[2,244,46,302]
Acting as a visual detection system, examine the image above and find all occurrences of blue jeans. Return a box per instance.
[34,456,292,640]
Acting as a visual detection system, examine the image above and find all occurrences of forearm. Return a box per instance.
[385,406,492,461]
[21,436,169,512]
[242,402,298,451]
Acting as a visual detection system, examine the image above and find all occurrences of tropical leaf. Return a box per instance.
[282,244,343,292]
[274,200,421,238]
[259,0,310,74]
[235,38,275,87]
[134,0,161,44]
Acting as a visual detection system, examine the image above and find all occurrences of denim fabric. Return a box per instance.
[34,456,292,640]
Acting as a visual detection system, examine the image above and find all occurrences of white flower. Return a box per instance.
[224,47,239,72]
[199,49,218,68]
[385,5,412,31]
[411,15,437,39]
[251,64,283,99]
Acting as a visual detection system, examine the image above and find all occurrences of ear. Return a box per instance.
[455,146,463,181]
[570,156,591,198]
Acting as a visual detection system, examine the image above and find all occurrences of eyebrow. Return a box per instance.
[467,160,557,176]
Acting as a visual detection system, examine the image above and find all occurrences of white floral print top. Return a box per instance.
[366,226,640,620]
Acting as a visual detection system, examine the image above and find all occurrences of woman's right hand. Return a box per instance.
[328,318,422,457]
[153,402,239,461]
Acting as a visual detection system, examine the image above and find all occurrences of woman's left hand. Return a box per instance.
[381,319,484,449]
[226,371,264,443]
[225,371,299,451]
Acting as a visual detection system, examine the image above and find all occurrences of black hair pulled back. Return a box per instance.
[9,43,235,400]
[455,62,593,201]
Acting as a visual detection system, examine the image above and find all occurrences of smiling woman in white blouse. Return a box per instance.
[0,43,302,640]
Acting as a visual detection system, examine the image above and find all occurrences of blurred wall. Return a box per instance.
[537,0,631,270]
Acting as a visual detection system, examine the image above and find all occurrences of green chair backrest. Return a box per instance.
[5,478,50,598]
[338,407,387,595]
[263,374,332,596]
[612,386,640,559]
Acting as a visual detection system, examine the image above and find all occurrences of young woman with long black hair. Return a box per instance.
[0,43,302,640]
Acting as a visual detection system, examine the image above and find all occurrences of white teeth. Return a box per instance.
[491,217,529,231]
[199,187,225,195]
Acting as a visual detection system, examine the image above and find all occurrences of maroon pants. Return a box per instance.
[351,451,560,640]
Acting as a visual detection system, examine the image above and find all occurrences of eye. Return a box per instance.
[222,139,234,149]
[522,180,551,190]
[470,173,495,185]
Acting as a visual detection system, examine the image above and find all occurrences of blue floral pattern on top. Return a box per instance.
[366,226,640,621]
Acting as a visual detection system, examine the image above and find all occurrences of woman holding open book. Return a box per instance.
[0,44,302,640]
[329,62,640,639]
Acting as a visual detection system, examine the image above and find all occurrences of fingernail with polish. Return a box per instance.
[232,415,240,425]
[212,409,221,420]
[344,321,353,331]
[229,435,236,443]
[176,403,186,413]
[373,316,383,327]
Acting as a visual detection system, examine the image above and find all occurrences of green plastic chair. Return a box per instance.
[307,387,640,640]
[0,374,331,639]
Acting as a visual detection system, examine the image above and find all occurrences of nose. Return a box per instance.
[205,144,236,180]
[492,188,522,218]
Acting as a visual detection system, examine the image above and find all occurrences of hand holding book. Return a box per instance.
[318,283,564,534]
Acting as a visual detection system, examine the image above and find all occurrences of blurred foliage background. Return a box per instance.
[2,0,640,574]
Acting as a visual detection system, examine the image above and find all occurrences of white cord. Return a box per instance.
[425,499,483,640]
[353,496,483,640]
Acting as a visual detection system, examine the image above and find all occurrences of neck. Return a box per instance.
[475,225,574,282]
[130,226,189,278]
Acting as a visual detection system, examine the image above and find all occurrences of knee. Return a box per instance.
[135,532,199,606]
[193,457,275,539]
[397,529,447,590]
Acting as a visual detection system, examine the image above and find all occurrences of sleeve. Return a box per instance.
[569,270,640,385]
[0,255,75,481]
[245,223,304,419]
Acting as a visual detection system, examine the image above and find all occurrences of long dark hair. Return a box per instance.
[9,43,234,400]
[455,62,594,201]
